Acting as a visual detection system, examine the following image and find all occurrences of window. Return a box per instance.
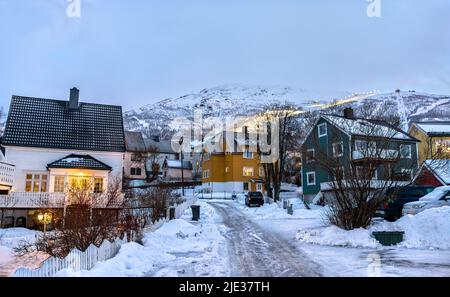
[225,167,230,173]
[94,178,104,193]
[318,123,327,137]
[203,170,210,179]
[257,183,263,192]
[25,174,48,193]
[243,150,253,159]
[332,142,344,157]
[204,153,210,161]
[131,153,142,162]
[54,176,65,192]
[243,182,249,191]
[259,167,264,177]
[306,149,315,163]
[399,144,411,159]
[243,167,254,177]
[306,172,316,186]
[130,168,142,176]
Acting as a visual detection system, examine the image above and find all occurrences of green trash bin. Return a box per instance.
[372,231,404,246]
[191,205,200,221]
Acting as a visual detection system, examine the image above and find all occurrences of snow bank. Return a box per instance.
[0,228,39,249]
[56,201,230,277]
[0,246,13,265]
[296,206,450,250]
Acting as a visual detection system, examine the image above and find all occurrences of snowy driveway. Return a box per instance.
[209,202,322,277]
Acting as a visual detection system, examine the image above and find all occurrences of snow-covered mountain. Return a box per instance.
[123,84,450,139]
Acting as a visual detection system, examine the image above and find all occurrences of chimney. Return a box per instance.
[69,87,79,110]
[343,107,354,119]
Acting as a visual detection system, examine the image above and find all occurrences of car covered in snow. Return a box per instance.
[245,192,265,207]
[402,186,450,216]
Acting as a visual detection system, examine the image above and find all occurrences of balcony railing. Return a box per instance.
[352,149,399,161]
[0,162,15,187]
[0,192,124,209]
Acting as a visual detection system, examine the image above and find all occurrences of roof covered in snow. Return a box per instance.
[424,159,450,185]
[144,138,176,154]
[124,131,146,152]
[47,154,112,171]
[414,122,450,136]
[3,96,125,152]
[322,115,418,141]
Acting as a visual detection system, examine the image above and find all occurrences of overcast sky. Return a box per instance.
[0,0,449,111]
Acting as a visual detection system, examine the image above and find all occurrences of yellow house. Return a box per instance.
[408,122,450,164]
[201,131,265,193]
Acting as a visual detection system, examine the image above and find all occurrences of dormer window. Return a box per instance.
[318,123,327,137]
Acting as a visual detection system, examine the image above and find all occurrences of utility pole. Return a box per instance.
[179,136,185,196]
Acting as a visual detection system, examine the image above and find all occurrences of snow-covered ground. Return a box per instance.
[56,200,230,277]
[237,192,450,277]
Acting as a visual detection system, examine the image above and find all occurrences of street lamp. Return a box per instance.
[179,136,185,196]
[37,212,51,239]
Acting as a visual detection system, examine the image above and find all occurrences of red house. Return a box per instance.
[413,159,450,187]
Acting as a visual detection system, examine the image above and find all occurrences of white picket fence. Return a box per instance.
[13,236,127,277]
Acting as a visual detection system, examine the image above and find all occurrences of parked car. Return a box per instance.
[245,192,265,207]
[402,186,450,216]
[381,186,436,221]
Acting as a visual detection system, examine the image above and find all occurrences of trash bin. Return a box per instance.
[169,207,176,220]
[372,231,404,246]
[287,204,293,215]
[191,205,200,221]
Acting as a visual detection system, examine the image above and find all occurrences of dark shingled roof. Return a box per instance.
[47,154,112,171]
[124,131,146,152]
[2,96,125,152]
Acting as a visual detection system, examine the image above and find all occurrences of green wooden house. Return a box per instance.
[301,108,420,203]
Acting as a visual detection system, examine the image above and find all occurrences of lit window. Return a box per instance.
[399,144,411,159]
[318,123,327,137]
[25,173,48,193]
[94,178,104,193]
[332,142,344,157]
[225,167,230,173]
[54,176,65,192]
[306,172,316,186]
[243,167,254,177]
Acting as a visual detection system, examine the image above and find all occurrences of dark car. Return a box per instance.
[245,192,265,207]
[381,186,436,221]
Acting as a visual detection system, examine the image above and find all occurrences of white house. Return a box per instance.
[0,88,126,228]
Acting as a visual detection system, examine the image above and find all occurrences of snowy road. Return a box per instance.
[210,202,322,277]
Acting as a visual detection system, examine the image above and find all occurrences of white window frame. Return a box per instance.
[53,176,66,193]
[318,123,327,138]
[306,149,315,163]
[401,168,413,180]
[243,166,254,177]
[203,170,210,179]
[333,166,345,180]
[399,144,412,159]
[256,183,263,192]
[332,142,344,157]
[306,171,316,186]
[25,173,48,193]
[94,177,104,193]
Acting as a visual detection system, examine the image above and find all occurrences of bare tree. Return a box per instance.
[308,117,417,230]
[259,103,303,201]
